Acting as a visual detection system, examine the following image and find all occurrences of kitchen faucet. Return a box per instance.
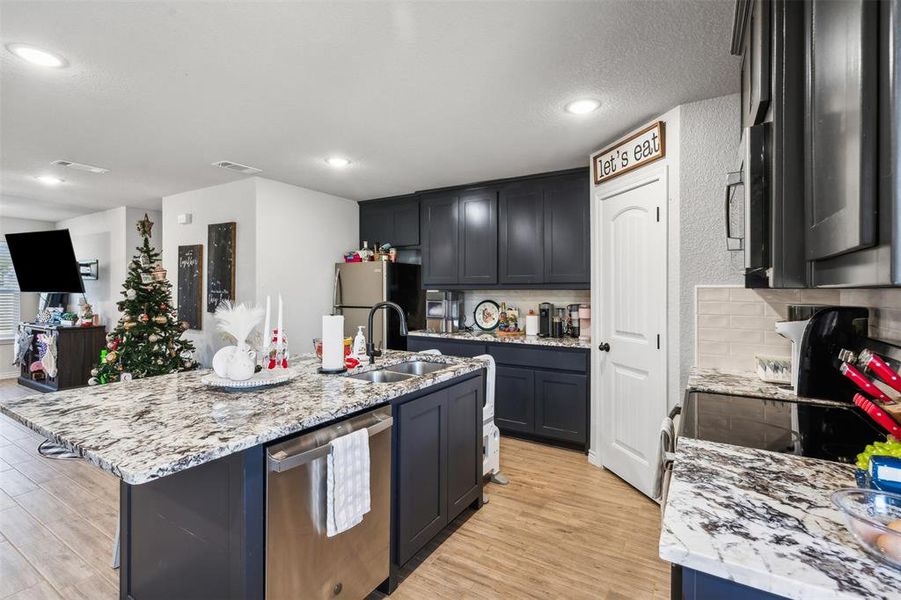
[367,301,408,364]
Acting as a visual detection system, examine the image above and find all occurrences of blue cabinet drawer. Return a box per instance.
[488,344,587,373]
[407,337,487,358]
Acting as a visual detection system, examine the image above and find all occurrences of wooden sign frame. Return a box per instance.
[592,121,666,185]
[177,244,203,330]
[207,222,236,313]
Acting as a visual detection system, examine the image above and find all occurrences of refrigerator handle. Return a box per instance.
[332,266,341,312]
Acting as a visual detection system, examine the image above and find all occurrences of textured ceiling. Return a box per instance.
[0,1,739,219]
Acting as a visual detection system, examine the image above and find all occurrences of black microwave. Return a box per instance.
[725,123,771,287]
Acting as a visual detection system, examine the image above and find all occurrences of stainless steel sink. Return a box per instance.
[384,361,447,376]
[347,370,415,383]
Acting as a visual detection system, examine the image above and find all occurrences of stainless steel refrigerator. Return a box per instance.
[333,262,425,351]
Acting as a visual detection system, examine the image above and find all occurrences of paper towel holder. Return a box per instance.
[318,366,347,375]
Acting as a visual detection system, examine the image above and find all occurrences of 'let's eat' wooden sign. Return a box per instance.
[592,121,666,184]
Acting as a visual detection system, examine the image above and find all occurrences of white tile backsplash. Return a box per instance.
[461,289,590,327]
[695,285,901,373]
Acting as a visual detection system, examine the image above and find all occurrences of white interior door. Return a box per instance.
[598,170,667,498]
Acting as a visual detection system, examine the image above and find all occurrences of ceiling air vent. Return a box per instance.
[51,159,109,174]
[211,161,262,175]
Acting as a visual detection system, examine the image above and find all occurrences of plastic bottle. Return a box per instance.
[352,326,367,359]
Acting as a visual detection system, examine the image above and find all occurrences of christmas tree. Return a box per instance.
[91,214,196,385]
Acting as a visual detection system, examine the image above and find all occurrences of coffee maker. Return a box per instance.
[538,303,553,337]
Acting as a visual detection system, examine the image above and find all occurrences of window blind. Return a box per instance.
[0,242,20,339]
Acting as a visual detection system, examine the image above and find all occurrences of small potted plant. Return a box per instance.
[60,312,78,327]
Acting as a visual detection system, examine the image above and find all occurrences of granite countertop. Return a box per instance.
[0,351,485,485]
[408,329,591,350]
[687,367,846,408]
[660,437,901,599]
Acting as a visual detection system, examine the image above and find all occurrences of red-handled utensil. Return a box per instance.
[840,362,895,404]
[858,349,901,395]
[853,393,901,436]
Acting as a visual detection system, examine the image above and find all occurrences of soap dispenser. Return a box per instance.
[352,326,367,359]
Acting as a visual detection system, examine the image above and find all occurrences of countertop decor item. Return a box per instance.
[201,367,298,390]
[473,300,500,331]
[210,301,264,382]
[832,488,901,569]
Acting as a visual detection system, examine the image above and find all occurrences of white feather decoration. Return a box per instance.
[214,301,265,347]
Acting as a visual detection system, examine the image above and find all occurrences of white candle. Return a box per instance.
[276,294,284,353]
[262,295,271,354]
[322,315,344,371]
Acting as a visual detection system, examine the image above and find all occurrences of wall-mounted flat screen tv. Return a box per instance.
[4,229,85,293]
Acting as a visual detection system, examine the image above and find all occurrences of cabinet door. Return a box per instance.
[544,175,590,284]
[737,0,771,129]
[421,192,460,286]
[534,371,587,444]
[445,377,483,521]
[392,197,420,247]
[407,338,487,358]
[494,366,534,434]
[395,389,447,566]
[498,181,544,285]
[804,0,878,260]
[458,188,498,285]
[359,202,392,247]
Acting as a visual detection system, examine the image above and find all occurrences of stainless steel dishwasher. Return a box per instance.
[266,406,392,600]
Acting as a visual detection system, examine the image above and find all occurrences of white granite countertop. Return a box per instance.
[0,351,485,485]
[687,367,846,408]
[660,437,901,599]
[408,329,591,350]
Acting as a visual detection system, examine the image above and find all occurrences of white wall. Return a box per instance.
[678,94,742,394]
[0,217,55,378]
[162,178,258,365]
[56,207,162,324]
[255,178,359,354]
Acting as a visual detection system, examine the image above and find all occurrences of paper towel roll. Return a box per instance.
[525,314,540,336]
[322,315,345,371]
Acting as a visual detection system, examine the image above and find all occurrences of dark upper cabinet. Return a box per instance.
[804,0,878,261]
[395,388,446,566]
[734,0,771,129]
[421,192,460,286]
[393,376,483,567]
[457,188,498,285]
[494,366,534,434]
[499,181,544,285]
[543,175,590,284]
[533,371,588,444]
[359,195,420,248]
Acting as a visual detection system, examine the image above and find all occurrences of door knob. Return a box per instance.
[598,342,610,352]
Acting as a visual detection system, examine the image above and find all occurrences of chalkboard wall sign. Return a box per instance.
[207,222,236,313]
[177,245,203,329]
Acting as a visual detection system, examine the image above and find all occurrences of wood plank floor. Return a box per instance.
[0,379,669,599]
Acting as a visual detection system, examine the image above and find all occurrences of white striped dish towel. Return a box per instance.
[326,428,371,537]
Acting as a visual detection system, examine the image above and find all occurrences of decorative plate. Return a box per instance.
[202,368,298,390]
[473,300,501,331]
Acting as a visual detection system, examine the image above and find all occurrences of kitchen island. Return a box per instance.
[0,351,486,599]
[660,437,901,599]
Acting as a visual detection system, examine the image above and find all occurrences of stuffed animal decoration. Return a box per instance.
[211,302,264,381]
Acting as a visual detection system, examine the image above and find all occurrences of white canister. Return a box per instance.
[322,315,345,371]
[525,314,540,336]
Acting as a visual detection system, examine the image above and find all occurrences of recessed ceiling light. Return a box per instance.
[6,43,67,68]
[565,99,601,115]
[35,175,65,186]
[325,157,351,168]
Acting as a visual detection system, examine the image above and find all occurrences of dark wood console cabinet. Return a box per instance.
[17,324,106,393]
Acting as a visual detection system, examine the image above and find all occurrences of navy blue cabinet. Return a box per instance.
[458,188,498,285]
[408,336,589,450]
[359,195,420,248]
[421,192,460,286]
[543,174,590,284]
[393,375,483,567]
[495,366,534,433]
[499,181,544,285]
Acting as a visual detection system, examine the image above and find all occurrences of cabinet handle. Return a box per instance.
[598,343,610,352]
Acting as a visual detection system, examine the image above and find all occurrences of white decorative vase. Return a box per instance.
[227,345,257,381]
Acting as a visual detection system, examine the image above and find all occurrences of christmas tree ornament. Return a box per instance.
[151,264,167,282]
[106,351,118,362]
[148,334,159,342]
[88,377,98,386]
[121,373,133,382]
[124,321,137,330]
[154,315,167,325]
[126,289,137,300]
[90,368,99,376]
[140,314,149,322]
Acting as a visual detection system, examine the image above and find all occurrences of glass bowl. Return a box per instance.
[832,488,901,570]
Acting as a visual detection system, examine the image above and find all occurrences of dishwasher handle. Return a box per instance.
[267,416,393,473]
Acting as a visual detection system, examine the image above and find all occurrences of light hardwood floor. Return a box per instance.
[0,379,669,599]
